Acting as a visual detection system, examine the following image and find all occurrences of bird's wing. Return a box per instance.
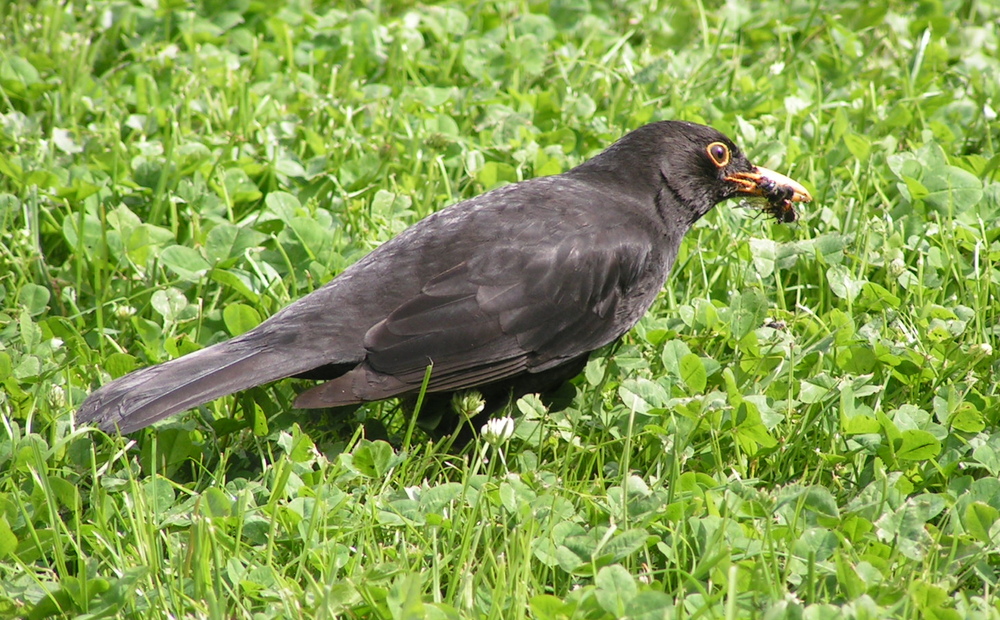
[360,225,654,392]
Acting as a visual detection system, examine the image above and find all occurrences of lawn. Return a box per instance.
[1,0,999,617]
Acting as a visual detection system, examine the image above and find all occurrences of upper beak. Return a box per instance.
[727,166,812,203]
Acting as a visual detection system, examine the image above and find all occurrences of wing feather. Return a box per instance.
[360,227,654,394]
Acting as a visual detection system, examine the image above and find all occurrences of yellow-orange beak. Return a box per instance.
[727,166,812,203]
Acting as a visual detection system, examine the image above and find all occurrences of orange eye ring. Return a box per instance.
[706,142,730,167]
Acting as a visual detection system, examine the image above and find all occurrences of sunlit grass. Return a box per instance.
[1,0,999,617]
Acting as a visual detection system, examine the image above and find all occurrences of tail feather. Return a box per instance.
[77,336,339,433]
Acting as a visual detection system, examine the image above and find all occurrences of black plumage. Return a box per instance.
[77,121,810,435]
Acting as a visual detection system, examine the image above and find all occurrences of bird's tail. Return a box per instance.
[76,333,329,434]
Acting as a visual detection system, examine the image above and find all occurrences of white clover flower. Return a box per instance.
[888,257,907,277]
[971,342,993,358]
[451,390,485,417]
[49,385,66,407]
[114,304,137,319]
[481,416,514,446]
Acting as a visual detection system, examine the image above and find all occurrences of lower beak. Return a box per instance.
[727,167,812,203]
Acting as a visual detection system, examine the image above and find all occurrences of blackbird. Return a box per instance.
[77,121,811,435]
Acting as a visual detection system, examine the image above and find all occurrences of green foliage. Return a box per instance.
[2,0,1000,617]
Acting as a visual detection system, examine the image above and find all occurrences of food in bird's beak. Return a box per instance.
[727,166,812,223]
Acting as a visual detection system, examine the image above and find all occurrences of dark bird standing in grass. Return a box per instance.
[77,121,811,435]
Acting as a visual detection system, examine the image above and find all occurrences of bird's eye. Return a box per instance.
[706,142,730,167]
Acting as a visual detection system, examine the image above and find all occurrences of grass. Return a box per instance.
[1,0,999,617]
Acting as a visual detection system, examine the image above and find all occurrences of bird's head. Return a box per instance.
[585,121,812,226]
[660,122,812,224]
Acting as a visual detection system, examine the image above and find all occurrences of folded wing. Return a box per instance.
[295,225,654,407]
